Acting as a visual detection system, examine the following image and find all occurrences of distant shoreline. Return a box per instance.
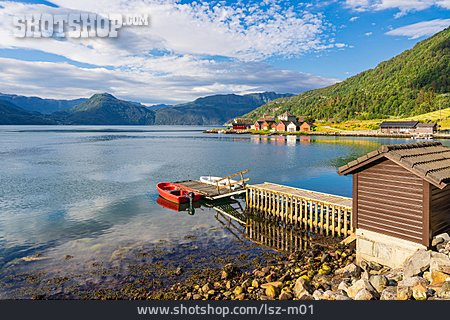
[204,129,450,140]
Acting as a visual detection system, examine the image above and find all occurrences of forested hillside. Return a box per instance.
[246,27,450,121]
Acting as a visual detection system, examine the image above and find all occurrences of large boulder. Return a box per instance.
[369,275,388,293]
[430,252,450,274]
[402,250,431,278]
[437,281,450,299]
[335,263,361,278]
[380,286,397,300]
[347,279,377,299]
[432,233,450,247]
[354,288,375,300]
[397,277,428,300]
[293,278,312,299]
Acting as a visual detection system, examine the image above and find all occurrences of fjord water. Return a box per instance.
[0,126,447,296]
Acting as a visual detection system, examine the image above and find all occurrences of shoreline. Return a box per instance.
[204,129,450,139]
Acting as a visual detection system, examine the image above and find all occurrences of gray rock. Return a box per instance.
[432,237,444,247]
[402,250,430,278]
[384,268,403,282]
[368,261,383,271]
[430,252,450,274]
[380,286,397,300]
[279,291,293,300]
[335,294,352,300]
[411,282,427,300]
[397,286,412,300]
[334,263,361,278]
[398,276,428,288]
[347,279,376,299]
[438,281,450,299]
[369,275,388,293]
[397,276,428,300]
[433,233,450,243]
[337,280,350,293]
[297,292,314,300]
[293,278,312,299]
[312,289,324,300]
[354,288,375,300]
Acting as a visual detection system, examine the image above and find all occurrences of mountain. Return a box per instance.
[155,92,293,125]
[0,93,86,114]
[146,104,173,111]
[0,100,55,125]
[245,27,450,121]
[52,93,155,125]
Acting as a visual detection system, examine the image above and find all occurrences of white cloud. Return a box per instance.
[365,31,373,36]
[345,0,450,17]
[0,0,340,63]
[349,16,359,21]
[385,19,450,39]
[0,0,344,102]
[0,57,339,104]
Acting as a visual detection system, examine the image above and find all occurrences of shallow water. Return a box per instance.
[0,126,447,298]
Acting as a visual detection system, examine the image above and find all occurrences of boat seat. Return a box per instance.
[169,190,181,196]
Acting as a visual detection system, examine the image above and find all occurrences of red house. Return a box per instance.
[261,120,276,131]
[276,121,290,132]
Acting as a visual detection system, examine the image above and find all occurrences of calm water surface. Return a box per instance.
[0,126,447,296]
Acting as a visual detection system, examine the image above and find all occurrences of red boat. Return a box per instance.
[156,182,202,204]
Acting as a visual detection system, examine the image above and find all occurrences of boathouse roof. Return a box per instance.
[338,142,450,189]
[379,121,418,128]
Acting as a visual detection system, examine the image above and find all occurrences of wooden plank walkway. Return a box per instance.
[175,180,246,200]
[252,183,352,208]
[246,182,354,237]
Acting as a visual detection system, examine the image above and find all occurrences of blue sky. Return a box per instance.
[0,0,449,104]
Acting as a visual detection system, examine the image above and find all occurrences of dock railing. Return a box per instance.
[246,183,354,237]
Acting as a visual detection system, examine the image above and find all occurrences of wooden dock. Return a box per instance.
[175,180,246,200]
[246,182,353,237]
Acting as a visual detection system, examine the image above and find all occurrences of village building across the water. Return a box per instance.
[379,121,437,135]
[253,112,315,133]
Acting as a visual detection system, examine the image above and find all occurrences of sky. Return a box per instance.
[0,0,449,105]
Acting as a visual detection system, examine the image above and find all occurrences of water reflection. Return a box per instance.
[206,198,334,253]
[156,196,200,215]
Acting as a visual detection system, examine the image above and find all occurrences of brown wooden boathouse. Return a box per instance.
[339,142,450,266]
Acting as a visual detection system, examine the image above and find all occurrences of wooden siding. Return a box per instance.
[430,185,450,239]
[356,159,424,243]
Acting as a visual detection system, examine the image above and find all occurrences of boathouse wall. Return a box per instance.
[430,185,450,238]
[354,158,425,245]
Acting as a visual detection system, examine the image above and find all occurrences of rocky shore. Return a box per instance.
[4,232,449,300]
[152,234,450,301]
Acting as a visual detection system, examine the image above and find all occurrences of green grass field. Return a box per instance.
[317,108,450,132]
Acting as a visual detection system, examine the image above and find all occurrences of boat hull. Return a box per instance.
[156,182,201,204]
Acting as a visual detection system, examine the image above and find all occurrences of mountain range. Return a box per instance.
[0,91,290,125]
[155,92,293,125]
[0,100,55,125]
[245,27,450,121]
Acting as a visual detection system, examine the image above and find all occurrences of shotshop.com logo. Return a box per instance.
[13,13,149,38]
